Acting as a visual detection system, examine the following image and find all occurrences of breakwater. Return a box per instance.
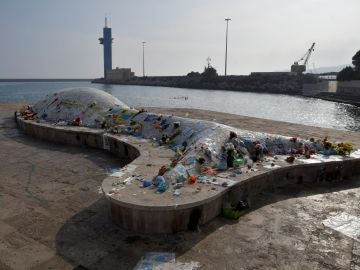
[93,73,319,95]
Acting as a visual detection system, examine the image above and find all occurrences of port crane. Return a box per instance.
[291,42,315,73]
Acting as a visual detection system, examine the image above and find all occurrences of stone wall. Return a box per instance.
[302,81,338,96]
[337,80,360,97]
[93,74,319,95]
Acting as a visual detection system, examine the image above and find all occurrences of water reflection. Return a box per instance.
[101,83,115,92]
[336,104,360,131]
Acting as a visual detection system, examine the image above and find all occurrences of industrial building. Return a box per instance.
[106,67,135,81]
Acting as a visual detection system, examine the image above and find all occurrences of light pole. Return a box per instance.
[142,41,146,77]
[224,18,231,76]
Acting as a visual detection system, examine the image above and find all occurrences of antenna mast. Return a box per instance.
[206,57,212,68]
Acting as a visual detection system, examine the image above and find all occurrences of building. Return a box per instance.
[99,17,113,79]
[337,80,360,97]
[98,18,135,81]
[250,72,296,76]
[106,67,135,81]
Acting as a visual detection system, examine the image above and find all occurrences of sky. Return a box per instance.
[0,0,359,78]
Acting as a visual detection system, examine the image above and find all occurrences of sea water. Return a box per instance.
[0,81,359,132]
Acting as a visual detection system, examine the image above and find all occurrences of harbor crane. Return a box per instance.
[291,42,315,73]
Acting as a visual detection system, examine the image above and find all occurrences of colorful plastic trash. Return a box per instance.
[233,158,245,167]
[143,181,152,188]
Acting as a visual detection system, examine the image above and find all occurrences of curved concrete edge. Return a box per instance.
[106,159,360,234]
[15,115,360,234]
[15,116,140,160]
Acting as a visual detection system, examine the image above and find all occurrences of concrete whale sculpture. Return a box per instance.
[16,87,360,233]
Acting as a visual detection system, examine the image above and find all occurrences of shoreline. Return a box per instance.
[314,92,360,107]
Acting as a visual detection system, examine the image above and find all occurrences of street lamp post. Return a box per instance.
[224,18,231,76]
[142,41,146,77]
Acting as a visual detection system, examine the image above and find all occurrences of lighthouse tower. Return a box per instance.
[98,17,113,79]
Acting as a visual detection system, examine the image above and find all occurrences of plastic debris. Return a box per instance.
[233,168,242,174]
[153,176,168,192]
[210,177,236,187]
[143,181,152,188]
[264,164,281,169]
[222,207,248,220]
[134,252,200,270]
[173,189,181,196]
[188,175,197,184]
[286,156,295,163]
[323,213,360,240]
[222,200,249,219]
[107,168,124,178]
[134,252,175,270]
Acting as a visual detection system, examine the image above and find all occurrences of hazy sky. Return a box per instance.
[0,0,359,78]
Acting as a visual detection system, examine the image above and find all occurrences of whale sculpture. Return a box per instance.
[17,87,359,233]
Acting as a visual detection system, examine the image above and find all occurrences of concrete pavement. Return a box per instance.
[1,103,360,269]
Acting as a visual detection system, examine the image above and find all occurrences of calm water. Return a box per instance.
[0,81,359,132]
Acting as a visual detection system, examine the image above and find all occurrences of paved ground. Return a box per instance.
[1,103,360,270]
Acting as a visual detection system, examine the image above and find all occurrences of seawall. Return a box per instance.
[304,80,360,107]
[92,74,318,95]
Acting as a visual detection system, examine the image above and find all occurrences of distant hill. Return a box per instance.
[311,64,350,74]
